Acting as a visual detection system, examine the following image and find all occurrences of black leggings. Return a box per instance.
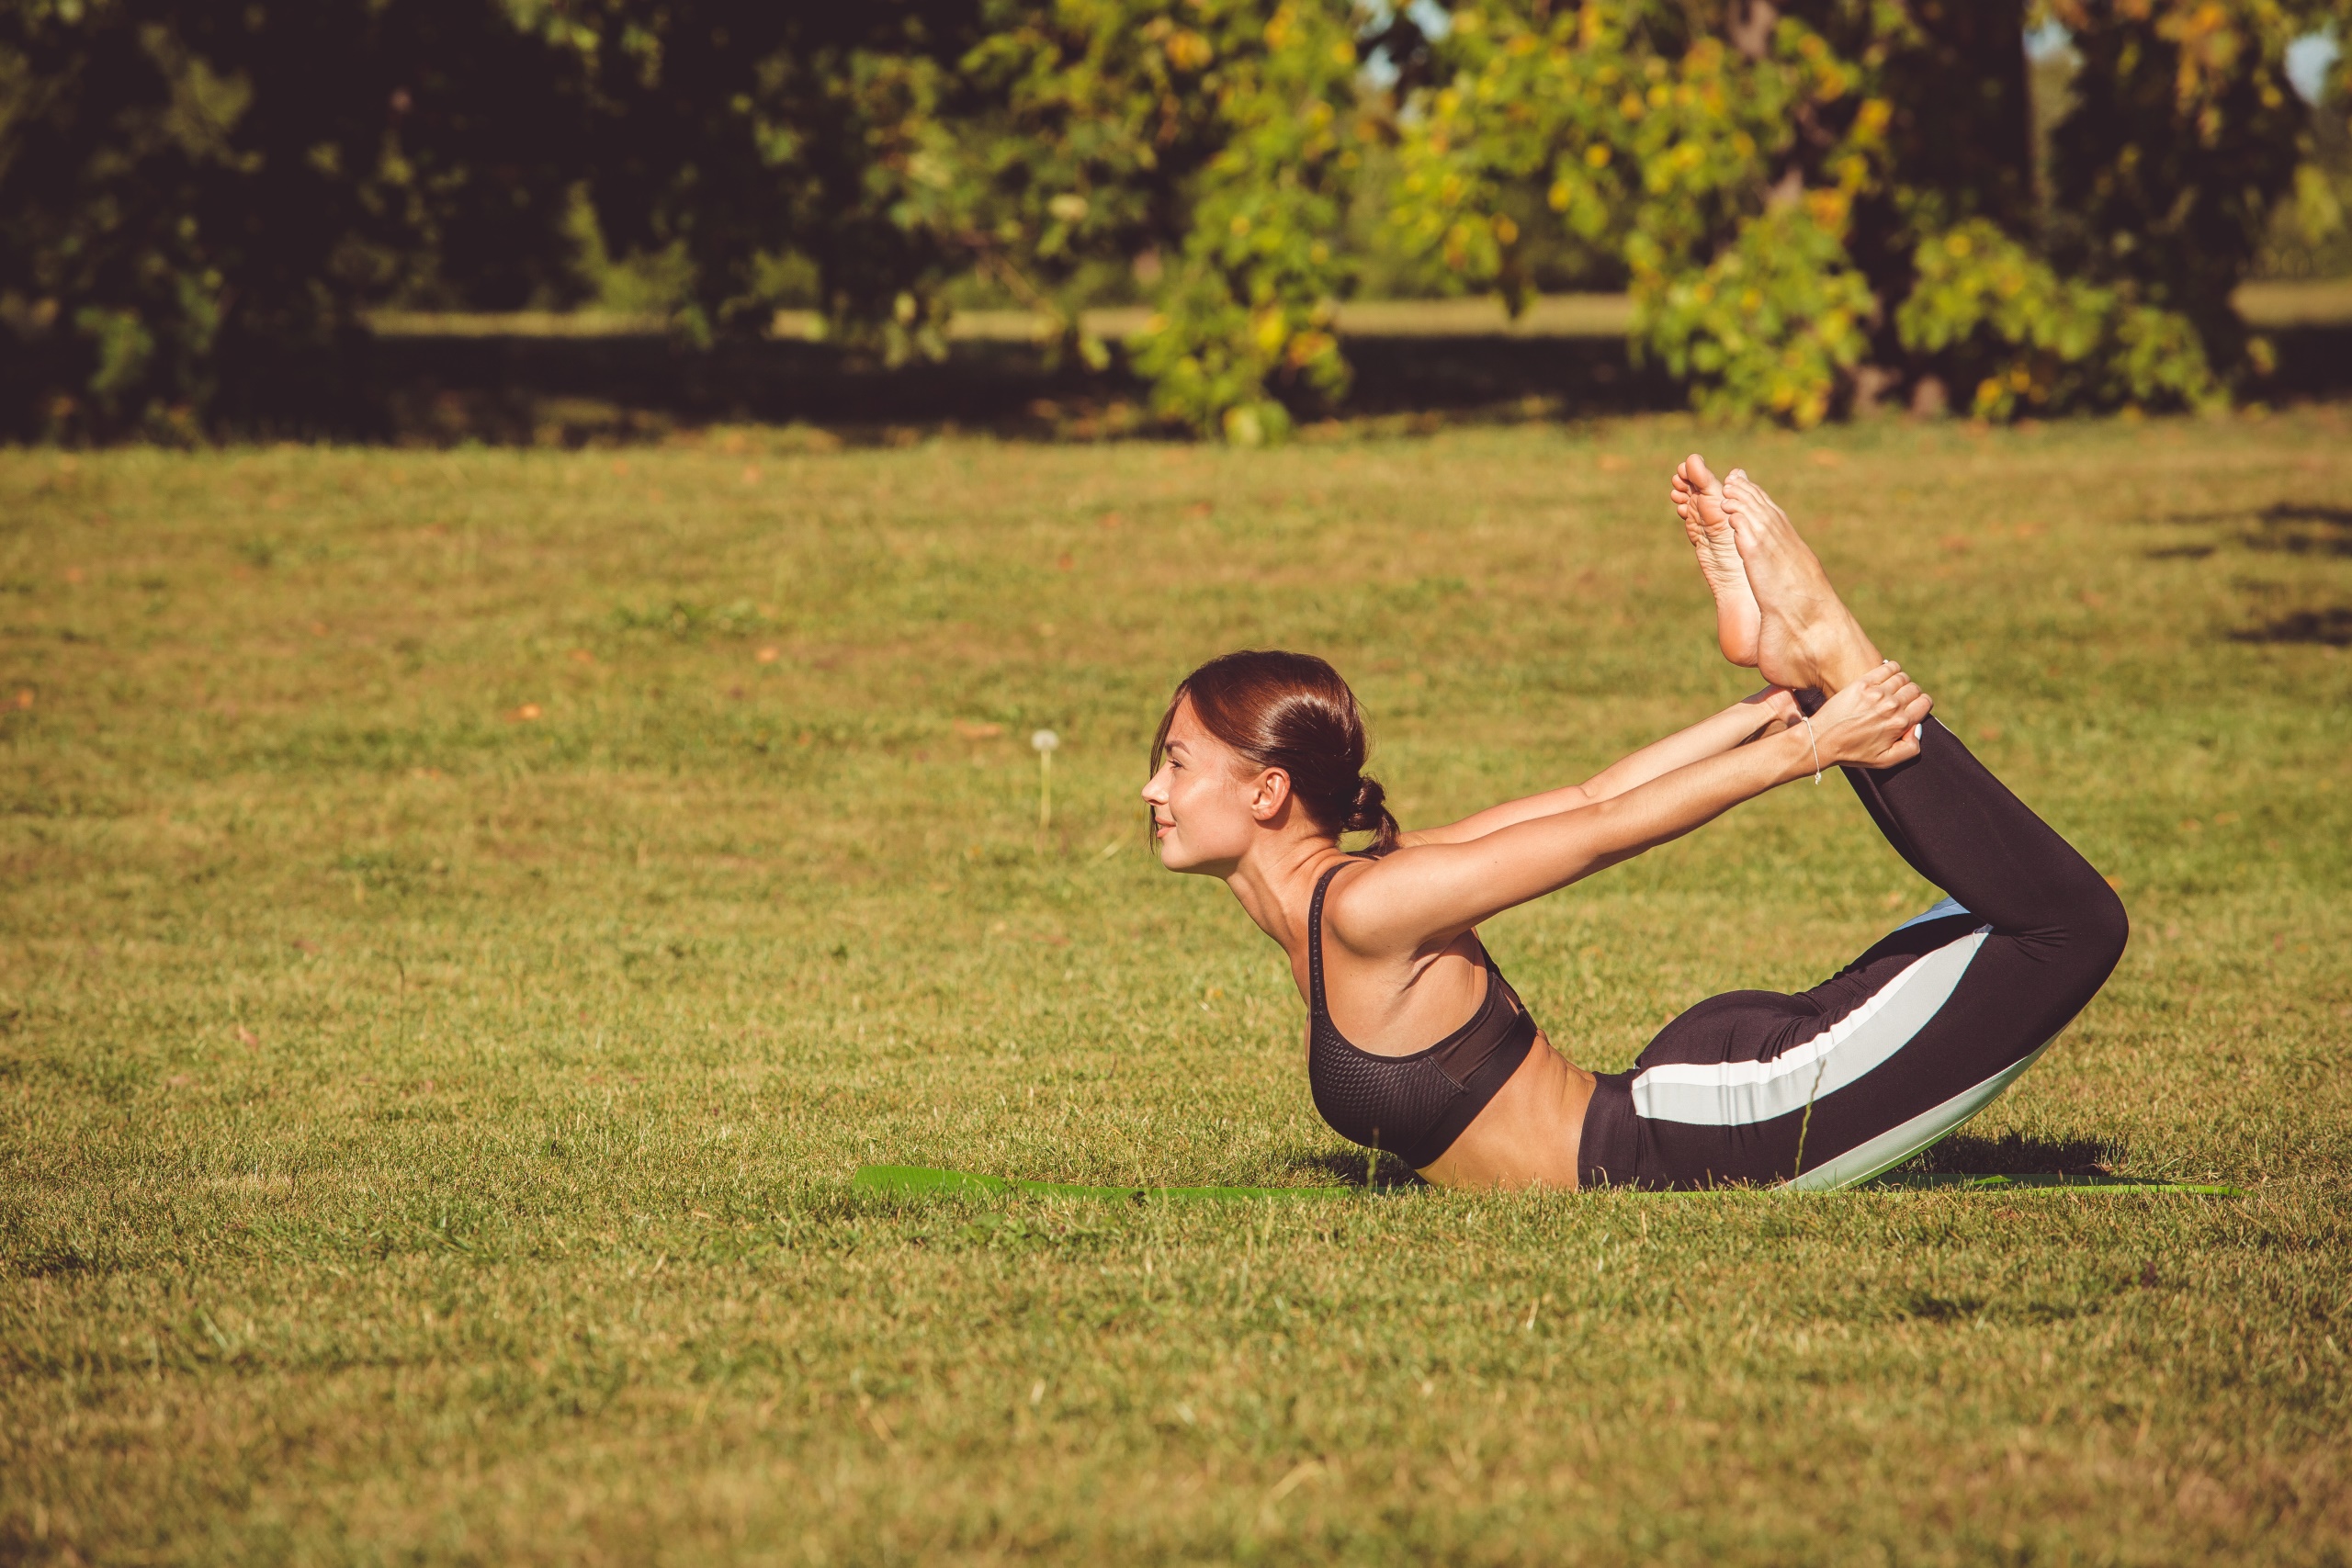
[1577,715,2129,1190]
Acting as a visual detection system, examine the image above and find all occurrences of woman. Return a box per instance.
[1140,456,2127,1190]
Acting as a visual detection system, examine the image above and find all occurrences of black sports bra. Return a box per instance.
[1306,859,1540,1169]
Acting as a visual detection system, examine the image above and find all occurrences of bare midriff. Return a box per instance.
[1414,1030,1596,1191]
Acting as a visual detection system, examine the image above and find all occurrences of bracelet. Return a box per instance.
[1799,714,1823,784]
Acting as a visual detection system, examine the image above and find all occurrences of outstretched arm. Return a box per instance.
[1398,686,1799,849]
[1335,665,1928,955]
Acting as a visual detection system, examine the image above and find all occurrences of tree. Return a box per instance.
[6,0,2346,440]
[1378,0,2351,425]
[0,0,590,437]
[540,3,981,358]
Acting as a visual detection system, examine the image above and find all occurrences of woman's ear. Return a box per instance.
[1248,768,1292,823]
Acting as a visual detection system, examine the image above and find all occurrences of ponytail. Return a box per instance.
[1342,773,1401,855]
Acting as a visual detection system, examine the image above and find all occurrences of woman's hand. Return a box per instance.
[1806,661,1932,770]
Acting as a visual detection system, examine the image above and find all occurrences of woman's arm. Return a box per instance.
[1397,687,1798,848]
[1335,667,1928,955]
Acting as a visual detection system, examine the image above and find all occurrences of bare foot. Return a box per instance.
[1721,468,1881,693]
[1670,454,1760,667]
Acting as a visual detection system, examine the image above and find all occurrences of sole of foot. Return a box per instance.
[1721,468,1880,693]
[1671,453,1761,668]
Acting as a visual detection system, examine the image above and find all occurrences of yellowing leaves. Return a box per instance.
[1162,28,1212,72]
[1284,328,1335,368]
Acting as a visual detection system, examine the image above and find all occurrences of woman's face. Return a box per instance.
[1140,697,1283,875]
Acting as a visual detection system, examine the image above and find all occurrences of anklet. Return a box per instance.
[1799,715,1823,784]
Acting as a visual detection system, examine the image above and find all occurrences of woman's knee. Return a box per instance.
[2064,874,2130,986]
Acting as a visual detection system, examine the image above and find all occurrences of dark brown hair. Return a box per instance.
[1151,649,1400,852]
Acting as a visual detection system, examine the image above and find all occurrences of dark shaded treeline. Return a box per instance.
[276,319,2352,445]
[0,0,994,440]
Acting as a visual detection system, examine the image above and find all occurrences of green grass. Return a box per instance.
[3,409,2349,1564]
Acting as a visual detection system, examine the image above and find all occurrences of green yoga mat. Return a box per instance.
[853,1166,1360,1202]
[851,1165,2241,1201]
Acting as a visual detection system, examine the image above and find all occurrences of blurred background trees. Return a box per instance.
[0,0,590,438]
[3,0,2347,440]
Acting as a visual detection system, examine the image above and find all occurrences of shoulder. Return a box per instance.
[1319,848,1447,955]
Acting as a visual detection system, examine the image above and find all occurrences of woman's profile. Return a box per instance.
[1140,455,2127,1190]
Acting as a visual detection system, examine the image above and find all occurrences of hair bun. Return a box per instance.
[1343,774,1387,832]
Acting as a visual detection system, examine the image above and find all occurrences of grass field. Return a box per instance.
[4,409,2349,1564]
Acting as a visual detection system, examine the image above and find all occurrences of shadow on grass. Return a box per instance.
[2252,501,2352,525]
[2242,502,2352,558]
[2147,503,2352,644]
[1283,1150,1427,1190]
[2231,606,2352,647]
[1889,1129,2122,1177]
[2159,502,2352,557]
[1280,1132,2130,1192]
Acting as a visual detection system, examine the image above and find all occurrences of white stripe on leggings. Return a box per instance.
[1781,1038,2052,1190]
[1629,917,1992,1126]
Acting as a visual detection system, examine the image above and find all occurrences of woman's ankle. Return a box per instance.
[1813,626,1884,694]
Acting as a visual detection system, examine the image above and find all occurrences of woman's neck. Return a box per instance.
[1223,833,1350,954]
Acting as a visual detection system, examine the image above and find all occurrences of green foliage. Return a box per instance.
[2260,154,2352,276]
[1383,2,1903,426]
[1387,6,1838,308]
[1641,200,1874,428]
[831,0,1368,434]
[4,0,2349,437]
[1377,0,2347,425]
[1124,3,1363,439]
[0,0,591,438]
[906,0,1245,363]
[541,5,978,360]
[1897,218,2222,418]
[1394,4,2012,423]
[2041,1,2339,379]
